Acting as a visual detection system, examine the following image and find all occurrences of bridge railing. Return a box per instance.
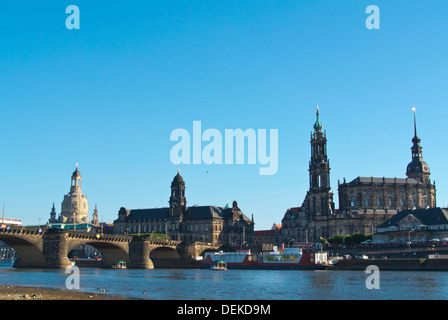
[0,225,44,235]
[64,229,132,242]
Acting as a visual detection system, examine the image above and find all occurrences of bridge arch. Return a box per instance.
[0,231,46,268]
[148,246,182,268]
[150,246,181,259]
[66,236,131,268]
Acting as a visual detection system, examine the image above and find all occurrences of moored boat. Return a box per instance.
[111,260,127,269]
[203,248,329,270]
[210,259,227,271]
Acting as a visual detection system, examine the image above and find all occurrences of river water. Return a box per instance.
[0,266,447,300]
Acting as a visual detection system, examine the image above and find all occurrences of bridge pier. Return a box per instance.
[42,229,72,269]
[129,238,154,269]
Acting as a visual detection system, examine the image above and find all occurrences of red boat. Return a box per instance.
[203,247,329,270]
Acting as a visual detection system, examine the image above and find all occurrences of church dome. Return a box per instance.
[172,170,184,185]
[406,159,430,175]
[60,164,89,223]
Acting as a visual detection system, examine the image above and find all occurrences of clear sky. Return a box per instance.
[1,0,448,230]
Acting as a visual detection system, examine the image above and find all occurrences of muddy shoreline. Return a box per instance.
[0,285,130,300]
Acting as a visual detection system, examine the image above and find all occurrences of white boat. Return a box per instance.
[210,260,227,271]
[112,260,127,269]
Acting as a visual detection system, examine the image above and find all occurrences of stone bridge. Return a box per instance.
[0,226,220,269]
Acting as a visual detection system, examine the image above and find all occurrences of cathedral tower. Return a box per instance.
[309,106,331,191]
[306,106,334,219]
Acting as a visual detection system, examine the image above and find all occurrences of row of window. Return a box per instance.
[120,223,227,234]
[350,197,429,208]
[379,225,448,233]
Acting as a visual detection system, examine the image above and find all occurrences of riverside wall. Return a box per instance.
[333,258,448,271]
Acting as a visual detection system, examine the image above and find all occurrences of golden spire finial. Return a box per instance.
[177,169,180,174]
[317,105,319,112]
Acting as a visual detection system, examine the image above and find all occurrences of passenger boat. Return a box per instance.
[203,248,329,270]
[111,260,127,269]
[210,259,227,271]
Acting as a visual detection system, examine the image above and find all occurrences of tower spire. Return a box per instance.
[412,106,418,139]
[406,107,430,183]
[410,107,422,160]
[313,105,323,132]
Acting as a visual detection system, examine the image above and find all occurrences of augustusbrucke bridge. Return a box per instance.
[0,226,220,269]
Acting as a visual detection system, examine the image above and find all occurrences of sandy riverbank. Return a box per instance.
[0,285,128,300]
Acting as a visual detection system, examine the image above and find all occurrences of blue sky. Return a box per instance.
[1,1,448,230]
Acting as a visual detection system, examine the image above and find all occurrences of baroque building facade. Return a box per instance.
[113,171,255,246]
[281,108,436,243]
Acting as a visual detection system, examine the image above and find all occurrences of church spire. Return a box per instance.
[412,107,418,138]
[410,107,422,160]
[406,107,430,183]
[313,105,323,132]
[49,202,57,223]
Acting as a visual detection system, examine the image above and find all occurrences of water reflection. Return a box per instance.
[1,267,448,300]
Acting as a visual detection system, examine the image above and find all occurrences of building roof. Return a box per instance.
[343,176,424,186]
[126,208,170,221]
[124,205,253,223]
[377,207,448,229]
[187,206,225,220]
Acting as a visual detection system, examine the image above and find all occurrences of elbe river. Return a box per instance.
[0,266,447,300]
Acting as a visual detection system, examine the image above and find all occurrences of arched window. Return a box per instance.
[364,198,369,207]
